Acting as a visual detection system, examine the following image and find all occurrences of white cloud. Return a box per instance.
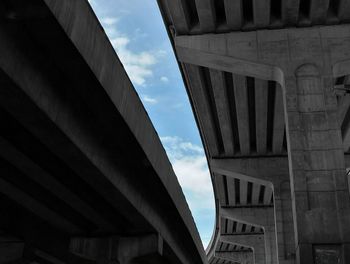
[160,76,169,83]
[160,136,214,210]
[142,95,158,104]
[101,17,118,25]
[161,136,215,248]
[98,16,159,86]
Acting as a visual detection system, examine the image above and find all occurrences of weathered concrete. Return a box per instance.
[220,235,265,264]
[0,1,207,264]
[214,251,254,264]
[70,234,163,264]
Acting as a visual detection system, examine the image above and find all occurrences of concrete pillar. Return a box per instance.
[285,64,350,264]
[274,181,295,264]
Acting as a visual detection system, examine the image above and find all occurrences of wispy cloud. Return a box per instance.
[161,136,213,205]
[99,16,160,86]
[161,136,215,247]
[160,76,169,83]
[101,17,119,25]
[142,95,158,104]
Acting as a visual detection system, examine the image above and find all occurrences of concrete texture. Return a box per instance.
[0,1,207,264]
[158,0,350,263]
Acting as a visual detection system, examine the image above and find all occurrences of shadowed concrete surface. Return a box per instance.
[158,0,350,264]
[0,1,207,264]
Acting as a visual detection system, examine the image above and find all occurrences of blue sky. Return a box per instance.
[88,0,215,248]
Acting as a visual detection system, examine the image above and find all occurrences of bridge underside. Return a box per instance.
[0,1,207,264]
[158,0,350,263]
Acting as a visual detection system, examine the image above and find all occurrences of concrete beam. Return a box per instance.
[221,206,277,264]
[0,177,81,234]
[345,154,350,168]
[272,84,285,154]
[253,0,270,28]
[338,94,350,125]
[34,250,67,264]
[310,0,329,24]
[223,0,243,30]
[214,251,254,264]
[255,79,268,154]
[220,234,266,264]
[215,174,228,205]
[338,0,350,20]
[176,45,278,82]
[0,1,207,261]
[210,69,235,155]
[175,34,281,82]
[220,234,264,249]
[70,234,163,264]
[0,136,116,233]
[167,0,191,34]
[281,0,300,25]
[210,157,289,187]
[240,179,249,205]
[185,64,220,156]
[221,207,274,228]
[252,183,261,204]
[195,0,216,32]
[0,237,24,263]
[233,75,250,155]
[226,176,237,205]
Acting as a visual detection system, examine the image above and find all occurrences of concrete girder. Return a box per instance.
[255,79,268,154]
[281,0,300,25]
[220,234,263,250]
[0,1,207,263]
[194,0,216,32]
[167,0,191,34]
[233,74,250,155]
[175,25,350,82]
[0,236,24,264]
[70,234,163,264]
[309,0,330,24]
[223,0,243,30]
[184,64,220,156]
[220,235,265,264]
[210,157,289,189]
[338,95,350,126]
[0,136,116,233]
[338,0,350,20]
[221,207,274,228]
[211,157,294,262]
[210,69,235,155]
[221,207,277,264]
[214,251,254,264]
[253,0,270,28]
[272,84,285,154]
[0,177,81,234]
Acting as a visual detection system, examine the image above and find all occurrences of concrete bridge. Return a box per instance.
[0,1,207,264]
[158,0,350,264]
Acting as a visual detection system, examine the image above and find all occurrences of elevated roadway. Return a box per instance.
[0,1,207,264]
[158,0,350,263]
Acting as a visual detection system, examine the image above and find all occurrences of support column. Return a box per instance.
[274,181,295,264]
[285,64,350,264]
